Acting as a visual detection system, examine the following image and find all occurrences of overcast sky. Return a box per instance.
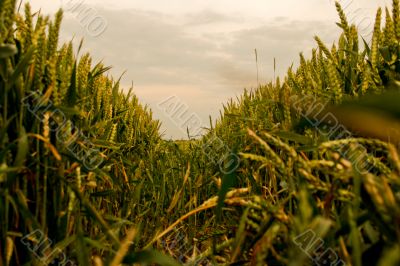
[23,0,389,139]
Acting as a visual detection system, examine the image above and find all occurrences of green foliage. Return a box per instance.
[0,3,166,265]
[2,0,400,265]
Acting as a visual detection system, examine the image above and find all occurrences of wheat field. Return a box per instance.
[1,0,400,265]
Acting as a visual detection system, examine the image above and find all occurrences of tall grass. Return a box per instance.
[1,0,400,265]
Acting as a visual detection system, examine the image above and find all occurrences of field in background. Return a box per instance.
[1,0,400,265]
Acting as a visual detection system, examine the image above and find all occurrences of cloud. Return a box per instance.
[183,9,243,26]
[56,5,340,138]
[219,19,340,83]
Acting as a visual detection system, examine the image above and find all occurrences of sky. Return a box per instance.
[23,0,389,139]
